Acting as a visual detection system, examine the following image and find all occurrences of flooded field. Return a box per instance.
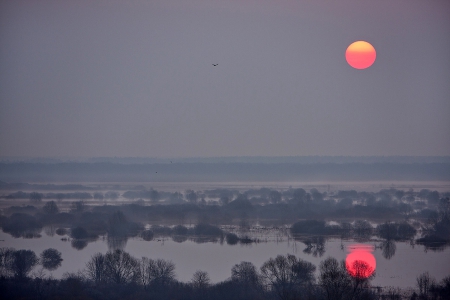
[1,180,449,291]
[1,225,449,289]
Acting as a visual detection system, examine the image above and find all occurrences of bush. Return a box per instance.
[40,248,63,271]
[226,233,239,245]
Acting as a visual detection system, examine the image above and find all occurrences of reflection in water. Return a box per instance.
[380,239,397,259]
[71,239,88,250]
[22,230,42,239]
[2,227,42,239]
[0,225,449,288]
[55,228,67,236]
[190,236,219,244]
[141,230,154,241]
[44,225,56,237]
[302,236,326,257]
[416,235,449,252]
[345,244,376,278]
[172,235,188,243]
[107,235,128,251]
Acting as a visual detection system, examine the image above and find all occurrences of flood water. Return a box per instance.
[2,228,449,289]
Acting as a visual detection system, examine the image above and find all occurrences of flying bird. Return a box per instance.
[212,64,218,66]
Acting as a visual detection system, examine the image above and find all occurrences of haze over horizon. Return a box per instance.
[1,0,449,158]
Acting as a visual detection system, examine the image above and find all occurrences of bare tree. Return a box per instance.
[191,270,210,289]
[104,250,140,284]
[85,253,106,284]
[139,257,176,289]
[416,272,436,298]
[231,261,260,287]
[260,254,316,300]
[319,257,352,300]
[0,247,15,277]
[10,249,39,279]
[347,260,376,298]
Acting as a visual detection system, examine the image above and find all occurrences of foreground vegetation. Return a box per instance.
[1,247,449,300]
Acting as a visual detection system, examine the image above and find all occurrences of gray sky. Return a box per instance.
[1,0,449,158]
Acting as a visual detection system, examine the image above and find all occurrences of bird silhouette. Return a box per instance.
[212,64,218,66]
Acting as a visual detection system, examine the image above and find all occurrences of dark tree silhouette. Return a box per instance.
[86,253,106,284]
[310,188,324,202]
[141,230,154,241]
[270,191,282,204]
[231,261,260,287]
[380,239,397,259]
[0,247,15,277]
[260,254,316,300]
[55,193,65,203]
[191,270,210,289]
[70,201,85,213]
[105,191,119,200]
[42,201,59,214]
[93,192,104,201]
[104,250,140,284]
[319,257,352,300]
[10,249,39,279]
[302,236,326,257]
[416,271,436,298]
[29,192,43,203]
[149,189,160,203]
[70,227,89,239]
[346,260,375,298]
[71,239,88,250]
[40,248,63,271]
[139,257,176,289]
[186,190,198,204]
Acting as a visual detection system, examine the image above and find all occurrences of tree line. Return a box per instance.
[1,247,449,300]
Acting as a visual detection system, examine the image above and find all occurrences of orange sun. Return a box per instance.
[345,244,376,278]
[345,41,376,69]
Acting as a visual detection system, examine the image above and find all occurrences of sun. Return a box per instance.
[346,41,376,69]
[345,244,376,278]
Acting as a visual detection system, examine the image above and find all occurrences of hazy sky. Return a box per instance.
[1,0,449,158]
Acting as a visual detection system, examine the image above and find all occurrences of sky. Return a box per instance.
[1,0,449,158]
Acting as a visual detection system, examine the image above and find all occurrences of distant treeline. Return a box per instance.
[0,181,93,191]
[0,162,449,182]
[2,156,450,164]
[1,188,449,251]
